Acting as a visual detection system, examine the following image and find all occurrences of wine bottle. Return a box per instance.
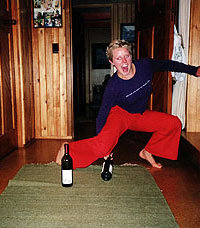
[101,155,113,181]
[61,144,73,187]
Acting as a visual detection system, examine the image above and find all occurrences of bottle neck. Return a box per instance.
[106,157,111,161]
[64,144,69,155]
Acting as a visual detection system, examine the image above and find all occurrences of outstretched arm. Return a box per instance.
[149,59,199,76]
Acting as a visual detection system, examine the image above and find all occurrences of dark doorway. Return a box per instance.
[72,11,86,121]
[72,6,111,137]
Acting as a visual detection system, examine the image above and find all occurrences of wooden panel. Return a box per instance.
[0,51,2,136]
[136,0,176,114]
[45,29,54,136]
[59,12,68,137]
[137,28,153,59]
[187,0,200,132]
[137,27,154,110]
[153,25,171,113]
[32,28,40,138]
[19,0,34,143]
[0,1,17,158]
[111,2,135,74]
[32,0,73,139]
[39,28,47,137]
[0,22,13,133]
[52,29,60,137]
[112,2,135,40]
[11,0,34,146]
[12,0,23,146]
[65,0,73,137]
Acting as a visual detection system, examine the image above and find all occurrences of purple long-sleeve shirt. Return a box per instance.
[96,58,198,135]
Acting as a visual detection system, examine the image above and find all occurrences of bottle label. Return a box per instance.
[109,165,113,174]
[101,162,113,174]
[101,162,105,173]
[62,170,72,184]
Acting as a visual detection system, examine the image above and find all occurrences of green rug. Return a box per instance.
[0,163,178,228]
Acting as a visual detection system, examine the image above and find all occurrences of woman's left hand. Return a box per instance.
[104,153,113,160]
[196,67,200,77]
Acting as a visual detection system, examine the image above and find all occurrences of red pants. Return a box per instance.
[69,106,182,169]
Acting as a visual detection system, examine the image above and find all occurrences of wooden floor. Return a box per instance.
[0,109,200,228]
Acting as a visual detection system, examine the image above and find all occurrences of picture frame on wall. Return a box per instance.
[33,0,62,28]
[92,43,110,69]
[120,23,135,43]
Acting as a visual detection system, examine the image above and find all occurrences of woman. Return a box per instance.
[56,40,200,169]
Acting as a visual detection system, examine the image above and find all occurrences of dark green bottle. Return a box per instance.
[61,144,73,187]
[101,155,113,181]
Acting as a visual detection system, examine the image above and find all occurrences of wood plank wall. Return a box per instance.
[5,0,200,151]
[0,0,18,157]
[11,0,34,147]
[136,0,176,114]
[187,0,200,132]
[32,0,73,139]
[110,2,135,75]
[112,2,135,40]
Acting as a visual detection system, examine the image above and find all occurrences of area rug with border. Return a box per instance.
[0,163,179,228]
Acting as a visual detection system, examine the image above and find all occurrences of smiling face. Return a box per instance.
[109,47,134,80]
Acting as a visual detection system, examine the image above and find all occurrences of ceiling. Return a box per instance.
[73,7,111,27]
[72,0,133,27]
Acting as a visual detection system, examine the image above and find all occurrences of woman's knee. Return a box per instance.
[93,134,118,158]
[174,116,182,128]
[163,115,182,132]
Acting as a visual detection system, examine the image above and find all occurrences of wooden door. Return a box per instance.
[0,1,17,158]
[136,0,178,113]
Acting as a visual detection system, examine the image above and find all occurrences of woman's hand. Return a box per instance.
[196,67,200,77]
[104,153,113,160]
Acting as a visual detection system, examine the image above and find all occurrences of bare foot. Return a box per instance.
[55,143,68,165]
[139,149,162,168]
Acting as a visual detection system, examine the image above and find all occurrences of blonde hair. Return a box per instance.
[106,40,132,61]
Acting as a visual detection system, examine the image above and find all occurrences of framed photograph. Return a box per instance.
[92,43,110,69]
[120,23,135,43]
[33,0,62,28]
